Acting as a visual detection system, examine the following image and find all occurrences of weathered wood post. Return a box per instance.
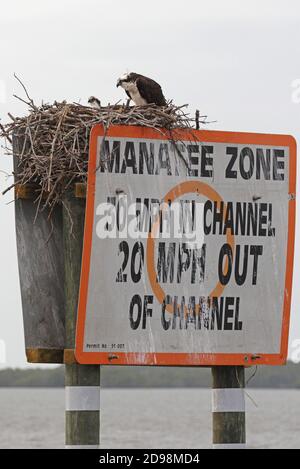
[13,131,65,364]
[63,188,100,449]
[212,366,246,449]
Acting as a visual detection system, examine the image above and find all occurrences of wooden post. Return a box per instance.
[13,133,65,364]
[212,366,246,449]
[63,189,100,449]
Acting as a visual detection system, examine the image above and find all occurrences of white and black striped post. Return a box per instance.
[65,366,100,449]
[212,366,246,449]
[63,189,100,449]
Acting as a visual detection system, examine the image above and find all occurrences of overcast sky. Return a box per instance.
[0,0,300,368]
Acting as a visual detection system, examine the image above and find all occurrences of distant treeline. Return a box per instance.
[0,362,300,388]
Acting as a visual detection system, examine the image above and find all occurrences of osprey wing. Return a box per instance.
[135,75,167,106]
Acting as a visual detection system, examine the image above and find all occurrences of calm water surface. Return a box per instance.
[0,388,299,449]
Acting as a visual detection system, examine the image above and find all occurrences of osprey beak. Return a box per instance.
[116,79,121,88]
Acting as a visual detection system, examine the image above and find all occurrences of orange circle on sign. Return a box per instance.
[146,180,235,314]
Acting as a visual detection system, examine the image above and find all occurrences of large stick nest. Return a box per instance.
[0,88,209,216]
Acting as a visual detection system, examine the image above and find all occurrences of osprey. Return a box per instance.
[116,72,167,106]
[88,96,101,109]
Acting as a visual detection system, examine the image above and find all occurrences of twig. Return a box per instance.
[13,73,37,110]
[0,122,12,144]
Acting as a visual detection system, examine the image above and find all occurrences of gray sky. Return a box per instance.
[0,0,300,368]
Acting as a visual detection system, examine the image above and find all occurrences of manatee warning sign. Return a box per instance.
[75,125,296,366]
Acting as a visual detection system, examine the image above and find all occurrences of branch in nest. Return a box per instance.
[13,73,37,110]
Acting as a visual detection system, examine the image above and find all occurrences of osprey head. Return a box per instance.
[116,72,135,90]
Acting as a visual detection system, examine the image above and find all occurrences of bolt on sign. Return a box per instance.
[75,125,296,366]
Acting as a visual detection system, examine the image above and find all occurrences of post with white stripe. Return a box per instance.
[63,189,100,449]
[212,366,246,449]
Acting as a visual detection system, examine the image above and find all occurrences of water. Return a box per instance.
[0,388,299,449]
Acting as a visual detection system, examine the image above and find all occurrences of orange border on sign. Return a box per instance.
[75,125,296,366]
